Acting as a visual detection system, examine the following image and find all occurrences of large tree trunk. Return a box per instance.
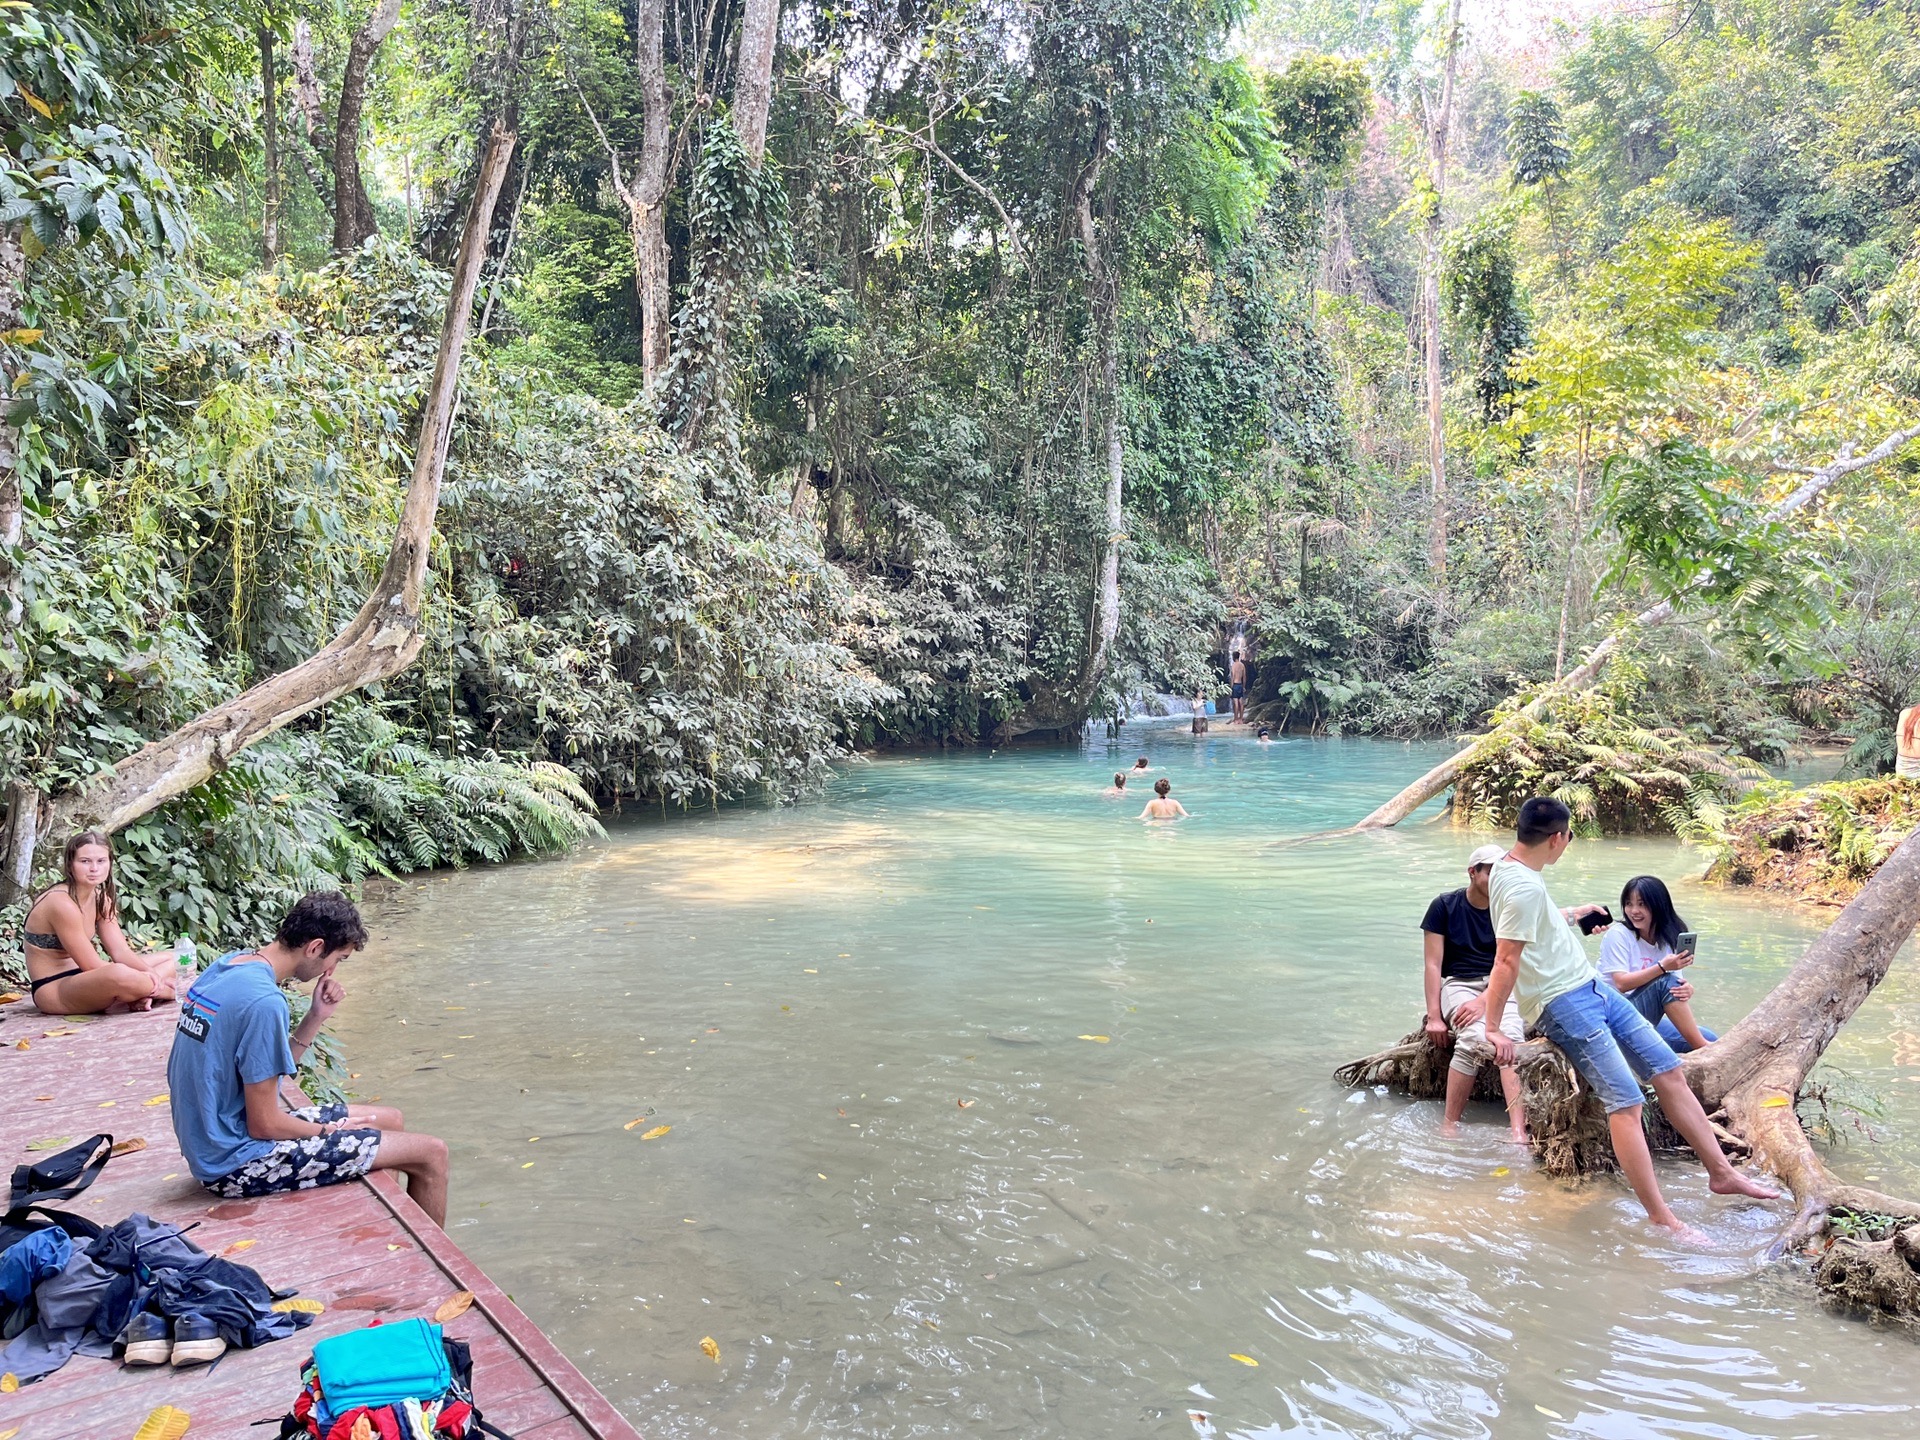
[632,0,672,389]
[1551,416,1592,679]
[733,0,781,167]
[1421,0,1463,590]
[1349,421,1920,831]
[291,20,326,140]
[1086,203,1121,685]
[42,125,518,849]
[332,0,402,253]
[662,0,782,445]
[991,115,1116,746]
[1686,824,1920,1250]
[0,222,24,647]
[1338,822,1920,1314]
[260,26,281,266]
[2,778,39,907]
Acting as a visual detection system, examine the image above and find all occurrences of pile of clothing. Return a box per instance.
[1,1136,314,1382]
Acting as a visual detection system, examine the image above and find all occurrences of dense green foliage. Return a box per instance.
[1239,0,1920,806]
[5,0,1920,980]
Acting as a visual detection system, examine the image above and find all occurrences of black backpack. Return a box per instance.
[0,1133,112,1253]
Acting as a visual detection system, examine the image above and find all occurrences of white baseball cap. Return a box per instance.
[1467,844,1506,869]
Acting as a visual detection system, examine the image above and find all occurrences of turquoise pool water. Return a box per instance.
[334,726,1920,1439]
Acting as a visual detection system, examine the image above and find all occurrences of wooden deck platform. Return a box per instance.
[0,996,643,1440]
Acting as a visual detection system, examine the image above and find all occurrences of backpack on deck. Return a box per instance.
[0,1134,111,1253]
[271,1317,513,1440]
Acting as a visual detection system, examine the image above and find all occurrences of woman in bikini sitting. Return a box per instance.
[23,831,179,1015]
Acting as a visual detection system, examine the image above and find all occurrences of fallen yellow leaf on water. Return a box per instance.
[623,1117,648,1130]
[387,1244,402,1251]
[803,968,818,974]
[817,1172,827,1180]
[15,1040,29,1050]
[1078,1035,1110,1043]
[41,1027,77,1038]
[699,1336,720,1361]
[1535,1405,1564,1419]
[1491,1167,1510,1177]
[222,1239,256,1256]
[641,1125,671,1140]
[98,1100,117,1108]
[957,1099,974,1109]
[0,1372,17,1392]
[272,1297,325,1314]
[521,1162,535,1169]
[25,1136,73,1151]
[144,1094,170,1106]
[1761,1096,1792,1108]
[33,1095,53,1101]
[0,1424,19,1440]
[110,1138,148,1157]
[132,1404,190,1440]
[1228,1353,1258,1366]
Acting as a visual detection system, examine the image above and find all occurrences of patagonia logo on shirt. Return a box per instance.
[176,988,218,1043]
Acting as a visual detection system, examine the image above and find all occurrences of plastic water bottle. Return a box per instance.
[175,936,198,975]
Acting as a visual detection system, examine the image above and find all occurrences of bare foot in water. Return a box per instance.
[1657,1219,1716,1247]
[1508,1128,1531,1146]
[1709,1169,1780,1201]
[1439,1118,1463,1139]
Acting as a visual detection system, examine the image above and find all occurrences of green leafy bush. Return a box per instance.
[1451,685,1765,834]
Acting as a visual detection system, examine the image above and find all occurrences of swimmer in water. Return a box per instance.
[1105,772,1129,797]
[1131,756,1152,772]
[1139,777,1189,821]
[1257,726,1271,743]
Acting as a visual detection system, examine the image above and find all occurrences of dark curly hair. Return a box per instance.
[276,892,369,954]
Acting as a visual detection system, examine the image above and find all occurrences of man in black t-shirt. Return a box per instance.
[1421,844,1529,1142]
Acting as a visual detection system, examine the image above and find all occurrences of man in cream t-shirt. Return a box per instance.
[1479,798,1777,1238]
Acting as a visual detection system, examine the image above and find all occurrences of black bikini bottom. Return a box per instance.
[29,967,82,994]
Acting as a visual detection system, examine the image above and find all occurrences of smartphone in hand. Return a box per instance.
[1578,907,1613,935]
[1675,930,1698,957]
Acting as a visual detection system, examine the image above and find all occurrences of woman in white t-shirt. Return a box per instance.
[1597,875,1716,1052]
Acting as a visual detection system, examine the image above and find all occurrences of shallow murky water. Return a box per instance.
[333,728,1920,1439]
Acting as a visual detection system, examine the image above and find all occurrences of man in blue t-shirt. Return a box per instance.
[1420,845,1529,1142]
[167,892,449,1224]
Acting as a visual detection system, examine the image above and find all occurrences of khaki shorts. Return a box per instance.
[1440,975,1526,1078]
[1897,753,1920,779]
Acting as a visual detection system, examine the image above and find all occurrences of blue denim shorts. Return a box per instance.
[1536,979,1680,1113]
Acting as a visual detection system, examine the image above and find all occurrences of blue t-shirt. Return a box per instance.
[167,954,295,1182]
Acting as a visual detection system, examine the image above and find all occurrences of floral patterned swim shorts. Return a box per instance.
[204,1103,381,1198]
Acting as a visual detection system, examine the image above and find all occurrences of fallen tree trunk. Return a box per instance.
[1687,822,1920,1270]
[1338,821,1920,1318]
[41,123,518,848]
[1350,422,1920,832]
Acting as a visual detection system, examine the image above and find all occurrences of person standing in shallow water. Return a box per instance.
[1139,777,1189,820]
[1229,651,1248,723]
[1481,798,1777,1239]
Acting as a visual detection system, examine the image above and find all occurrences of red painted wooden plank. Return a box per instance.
[0,996,639,1440]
